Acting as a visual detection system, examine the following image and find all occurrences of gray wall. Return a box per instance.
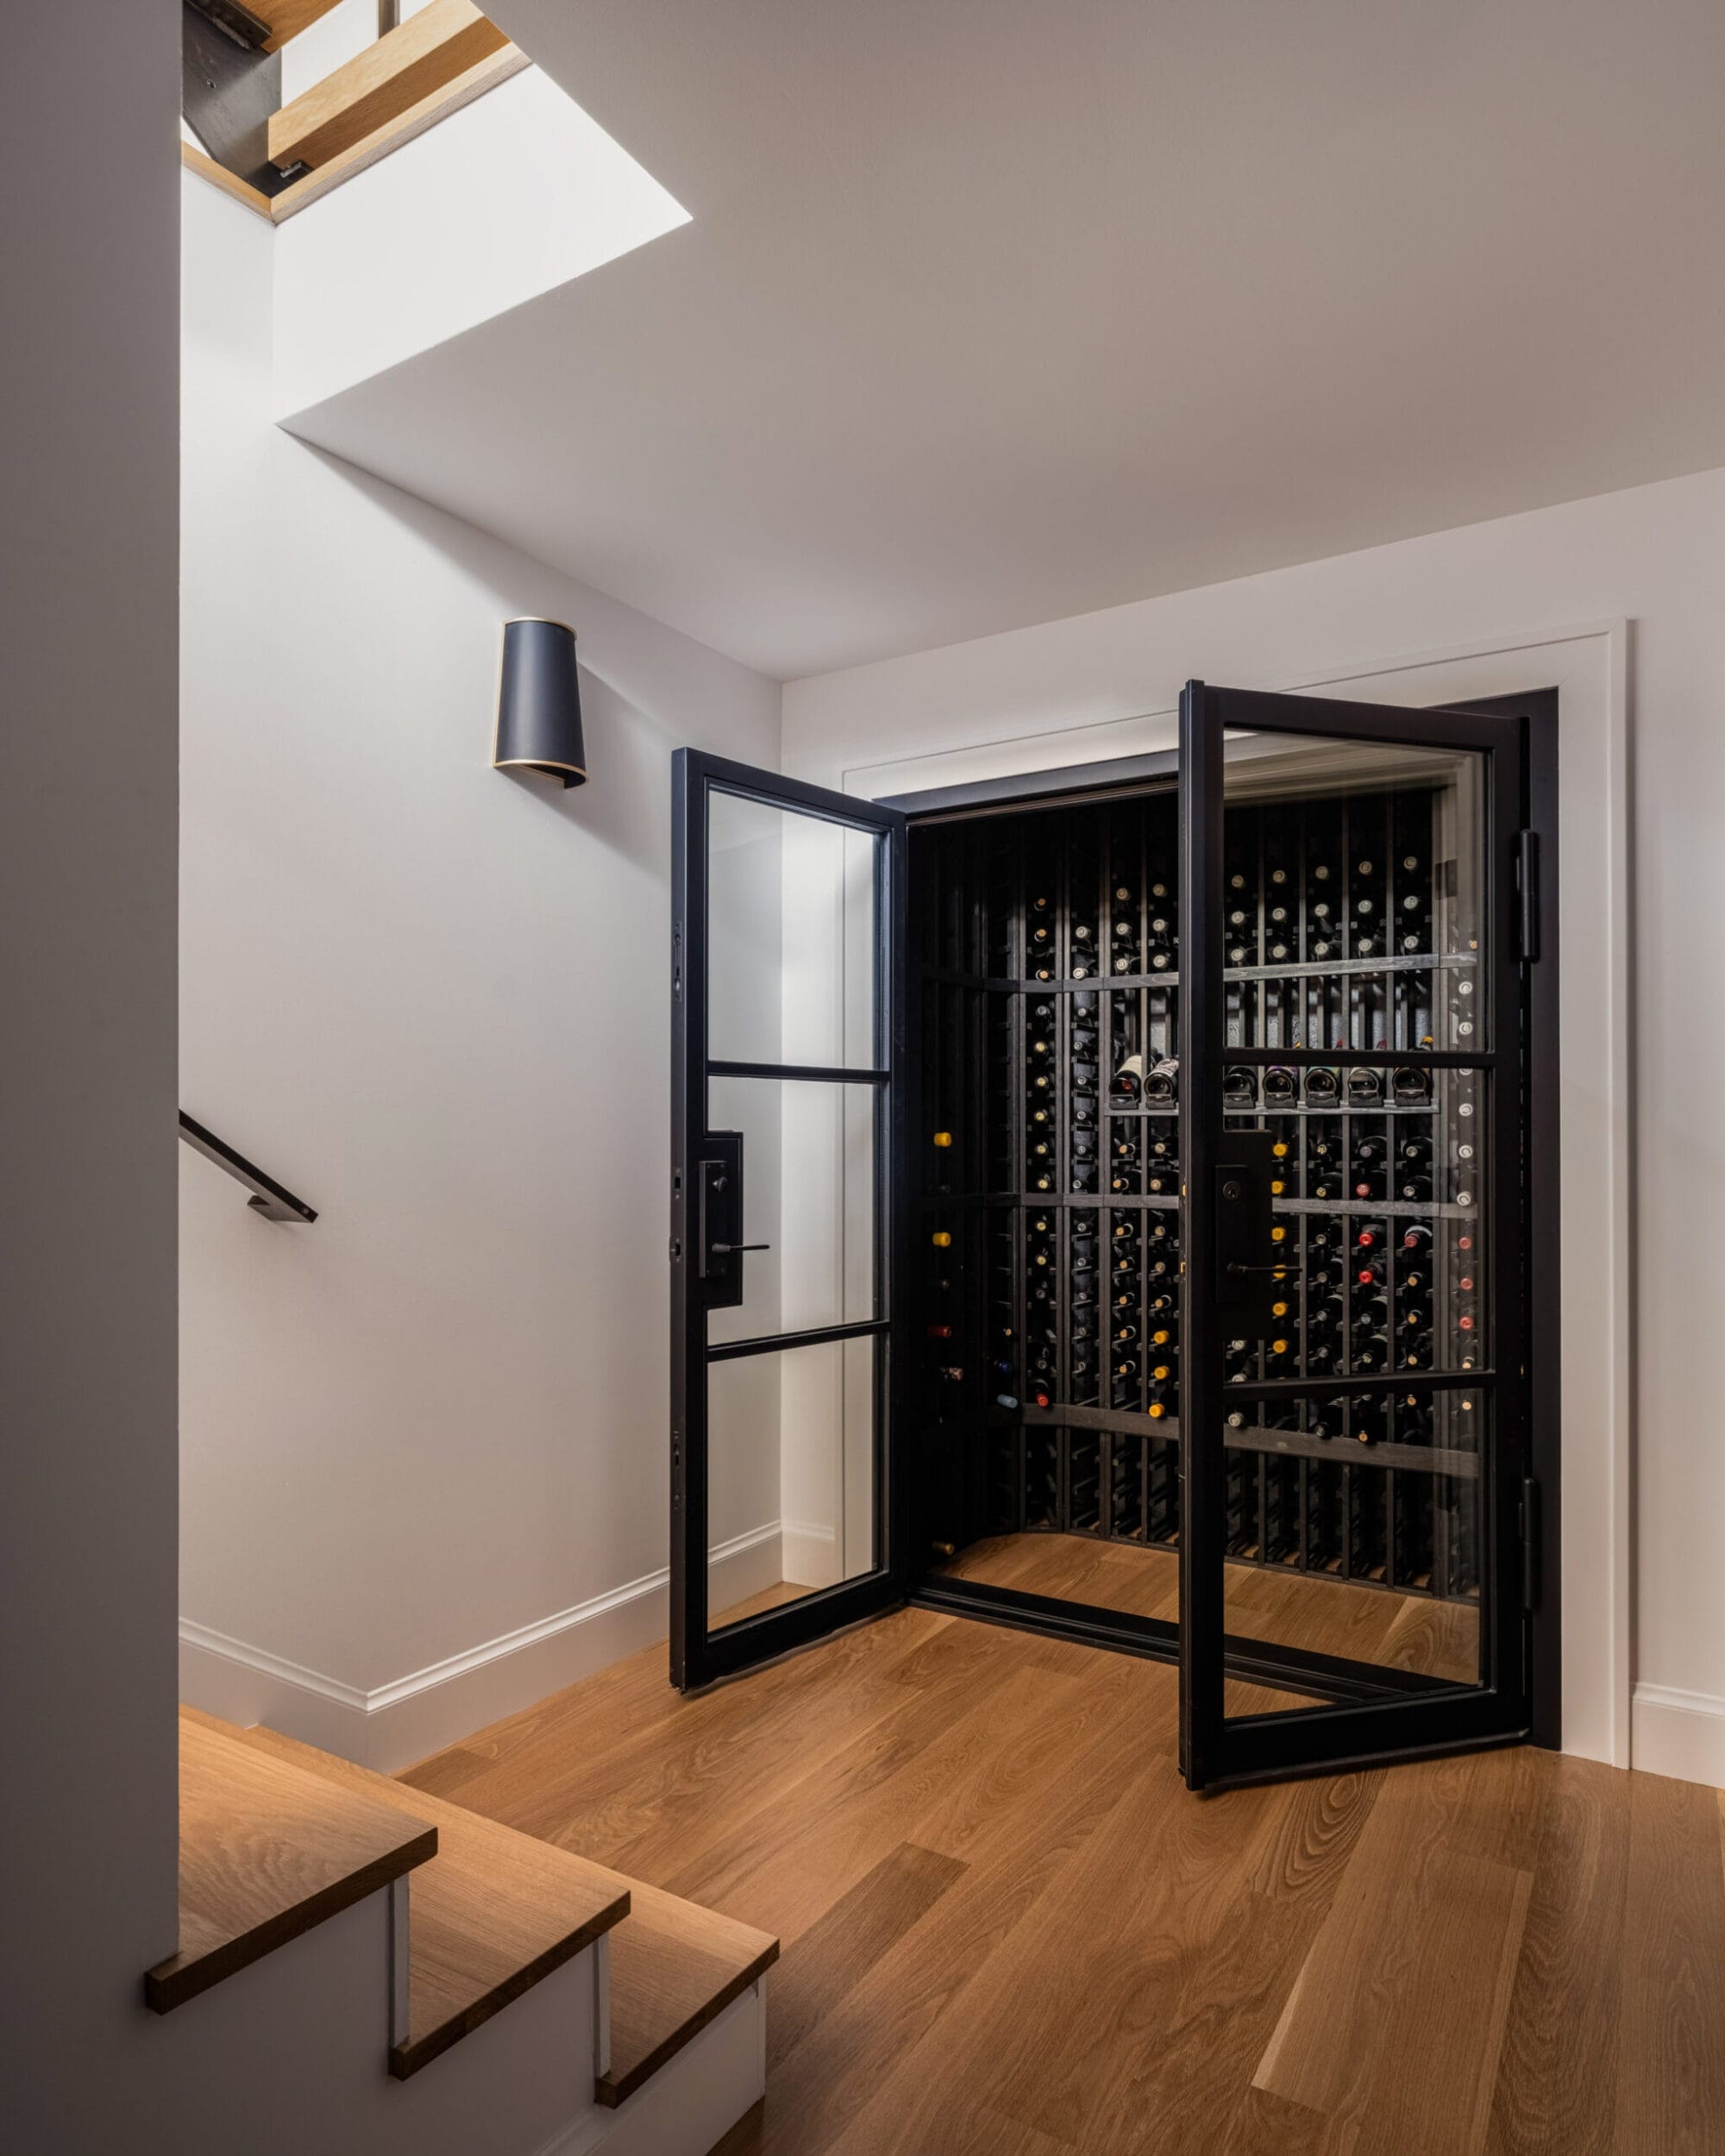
[0,0,182,2140]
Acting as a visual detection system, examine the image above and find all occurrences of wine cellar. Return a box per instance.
[913,768,1491,1633]
[674,684,1552,1778]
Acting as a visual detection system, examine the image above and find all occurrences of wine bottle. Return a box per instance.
[1113,1051,1144,1100]
[1145,1057,1179,1103]
[1262,1066,1296,1107]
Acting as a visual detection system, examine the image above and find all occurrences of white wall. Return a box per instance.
[0,1,181,2144]
[272,66,688,420]
[179,173,782,1764]
[784,466,1725,1787]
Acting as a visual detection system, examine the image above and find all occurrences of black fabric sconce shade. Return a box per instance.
[493,617,586,787]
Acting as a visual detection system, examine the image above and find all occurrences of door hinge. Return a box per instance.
[1521,1475,1541,1610]
[1515,830,1540,963]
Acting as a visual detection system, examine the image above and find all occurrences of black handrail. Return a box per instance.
[179,1112,318,1223]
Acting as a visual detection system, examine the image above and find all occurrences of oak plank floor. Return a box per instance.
[405,1605,1725,2155]
[943,1530,1480,1684]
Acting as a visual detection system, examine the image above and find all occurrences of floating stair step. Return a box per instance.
[253,1,347,54]
[268,0,510,172]
[202,1712,632,2078]
[597,1879,778,2109]
[147,1708,437,2014]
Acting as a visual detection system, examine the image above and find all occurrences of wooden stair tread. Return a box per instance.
[598,1877,778,2108]
[268,0,511,172]
[254,0,346,54]
[202,1712,632,2078]
[147,1709,437,2014]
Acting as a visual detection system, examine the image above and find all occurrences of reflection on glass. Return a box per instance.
[1214,729,1490,1719]
[1219,730,1488,1051]
[708,787,878,1069]
[708,1336,877,1631]
[706,1076,875,1347]
[1220,1390,1485,1714]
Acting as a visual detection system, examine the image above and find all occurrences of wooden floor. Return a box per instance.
[405,1607,1725,2156]
[940,1531,1481,1689]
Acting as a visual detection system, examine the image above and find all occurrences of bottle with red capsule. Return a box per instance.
[1353,1222,1388,1285]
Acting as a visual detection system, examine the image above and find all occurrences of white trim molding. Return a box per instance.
[842,621,1634,1771]
[179,1521,784,1771]
[1630,1685,1725,1792]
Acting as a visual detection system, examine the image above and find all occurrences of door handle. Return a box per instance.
[697,1134,753,1307]
[1214,1130,1279,1338]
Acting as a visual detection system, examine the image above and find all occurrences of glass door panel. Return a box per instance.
[1180,685,1530,1789]
[705,1075,879,1347]
[671,751,906,1690]
[707,1333,880,1627]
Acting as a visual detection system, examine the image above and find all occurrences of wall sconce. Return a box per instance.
[492,617,586,788]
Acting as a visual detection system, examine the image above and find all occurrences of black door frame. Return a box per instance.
[669,748,909,1690]
[1179,680,1533,1790]
[878,689,1559,1763]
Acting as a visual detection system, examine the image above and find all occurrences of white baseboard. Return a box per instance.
[779,1518,838,1592]
[1631,1683,1725,1790]
[180,1523,785,1772]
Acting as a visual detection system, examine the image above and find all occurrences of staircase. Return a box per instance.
[147,1708,776,2153]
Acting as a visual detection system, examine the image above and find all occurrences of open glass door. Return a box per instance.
[1178,683,1533,1789]
[670,749,906,1689]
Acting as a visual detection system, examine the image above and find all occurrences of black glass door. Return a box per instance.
[1177,683,1534,1789]
[670,749,907,1689]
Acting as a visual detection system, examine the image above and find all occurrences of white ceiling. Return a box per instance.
[285,0,1725,681]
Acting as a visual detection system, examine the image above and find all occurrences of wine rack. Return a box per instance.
[913,782,1484,1610]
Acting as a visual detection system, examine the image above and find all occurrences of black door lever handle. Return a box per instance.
[712,1242,771,1254]
[1226,1262,1289,1276]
